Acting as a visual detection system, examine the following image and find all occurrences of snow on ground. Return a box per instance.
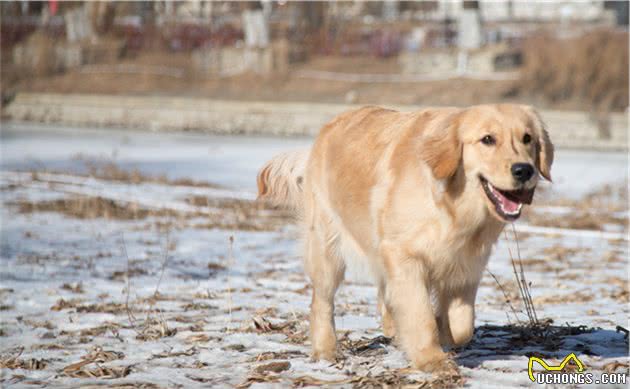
[0,123,628,388]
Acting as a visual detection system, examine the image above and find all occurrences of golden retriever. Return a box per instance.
[257,104,553,371]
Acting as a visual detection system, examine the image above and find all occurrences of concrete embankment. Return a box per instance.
[3,92,627,150]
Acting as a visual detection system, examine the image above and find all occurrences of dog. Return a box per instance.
[257,104,553,371]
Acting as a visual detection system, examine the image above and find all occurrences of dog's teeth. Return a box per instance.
[485,180,522,217]
[499,203,522,215]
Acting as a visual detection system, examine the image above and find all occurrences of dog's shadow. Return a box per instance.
[345,323,628,368]
[454,323,629,368]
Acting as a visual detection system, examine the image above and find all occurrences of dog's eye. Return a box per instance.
[523,133,532,144]
[481,135,496,145]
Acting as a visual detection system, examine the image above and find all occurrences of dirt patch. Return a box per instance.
[9,50,519,108]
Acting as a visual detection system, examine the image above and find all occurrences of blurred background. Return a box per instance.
[0,3,628,387]
[1,0,628,111]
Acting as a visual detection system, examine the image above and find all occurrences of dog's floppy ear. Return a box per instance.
[419,111,462,180]
[525,106,554,181]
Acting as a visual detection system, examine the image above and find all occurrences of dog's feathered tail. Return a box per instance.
[257,150,309,211]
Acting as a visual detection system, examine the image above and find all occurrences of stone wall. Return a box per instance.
[3,92,627,150]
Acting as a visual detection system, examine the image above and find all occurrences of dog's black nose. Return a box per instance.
[511,163,534,183]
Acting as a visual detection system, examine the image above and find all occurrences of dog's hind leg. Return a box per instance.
[304,210,345,362]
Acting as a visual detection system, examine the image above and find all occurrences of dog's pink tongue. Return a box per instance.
[498,193,520,213]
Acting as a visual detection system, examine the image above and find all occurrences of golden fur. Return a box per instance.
[257,104,553,371]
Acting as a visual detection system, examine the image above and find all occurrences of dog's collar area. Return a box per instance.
[479,175,535,221]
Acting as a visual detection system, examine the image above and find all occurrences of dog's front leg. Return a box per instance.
[438,284,477,347]
[380,242,450,372]
[377,283,396,338]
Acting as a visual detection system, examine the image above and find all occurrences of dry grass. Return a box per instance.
[60,282,85,293]
[238,365,464,389]
[0,348,47,370]
[52,298,129,314]
[15,196,173,220]
[14,193,291,231]
[76,323,121,338]
[338,334,392,358]
[464,322,598,357]
[243,315,466,388]
[526,183,628,231]
[110,267,148,281]
[518,29,628,112]
[249,315,308,345]
[63,365,131,379]
[186,195,294,231]
[135,317,177,341]
[533,290,596,305]
[185,334,211,344]
[249,350,307,362]
[50,298,84,311]
[540,246,590,261]
[604,360,629,374]
[505,225,539,326]
[609,284,629,303]
[253,361,291,375]
[181,302,214,311]
[21,319,55,330]
[150,347,198,360]
[526,210,627,231]
[548,184,628,211]
[76,159,223,188]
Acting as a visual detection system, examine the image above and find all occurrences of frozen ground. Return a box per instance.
[0,122,628,388]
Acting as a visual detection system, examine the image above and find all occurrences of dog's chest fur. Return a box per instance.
[373,173,506,289]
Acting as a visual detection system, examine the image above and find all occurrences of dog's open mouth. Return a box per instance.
[479,175,534,221]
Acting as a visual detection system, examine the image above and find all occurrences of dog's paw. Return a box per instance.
[383,324,396,339]
[429,358,459,376]
[311,348,337,363]
[410,348,457,373]
[382,315,396,338]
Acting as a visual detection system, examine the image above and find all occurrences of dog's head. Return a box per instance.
[420,104,554,222]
